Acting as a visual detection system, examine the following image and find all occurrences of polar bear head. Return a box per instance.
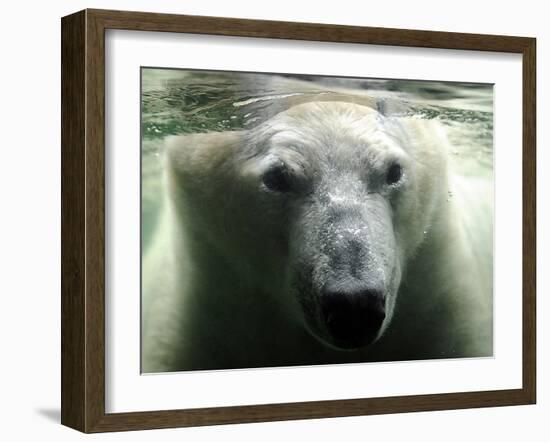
[165,101,448,351]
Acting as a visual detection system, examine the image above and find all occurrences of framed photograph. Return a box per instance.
[61,9,536,433]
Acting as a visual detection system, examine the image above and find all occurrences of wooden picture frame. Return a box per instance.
[61,8,536,433]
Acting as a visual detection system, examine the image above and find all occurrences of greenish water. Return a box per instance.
[141,68,493,250]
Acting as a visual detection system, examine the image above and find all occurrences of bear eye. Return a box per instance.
[262,164,292,193]
[386,163,403,186]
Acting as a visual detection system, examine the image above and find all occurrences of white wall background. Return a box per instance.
[0,0,546,440]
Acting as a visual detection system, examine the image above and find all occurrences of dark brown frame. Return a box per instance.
[61,8,536,433]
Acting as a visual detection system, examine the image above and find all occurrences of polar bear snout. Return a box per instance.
[292,189,399,350]
[320,283,386,349]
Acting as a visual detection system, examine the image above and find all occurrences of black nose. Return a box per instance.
[321,283,386,349]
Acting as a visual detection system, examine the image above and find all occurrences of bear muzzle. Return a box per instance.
[320,282,386,349]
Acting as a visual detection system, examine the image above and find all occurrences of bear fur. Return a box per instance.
[142,101,493,373]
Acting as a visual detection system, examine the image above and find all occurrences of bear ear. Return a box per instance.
[376,98,409,117]
[376,99,388,116]
[163,131,245,178]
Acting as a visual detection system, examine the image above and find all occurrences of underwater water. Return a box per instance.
[141,68,493,252]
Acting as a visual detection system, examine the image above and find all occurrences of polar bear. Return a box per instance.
[141,100,493,373]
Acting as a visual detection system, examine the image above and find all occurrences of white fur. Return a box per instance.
[142,101,493,372]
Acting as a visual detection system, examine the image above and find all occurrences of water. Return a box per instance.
[141,68,493,250]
